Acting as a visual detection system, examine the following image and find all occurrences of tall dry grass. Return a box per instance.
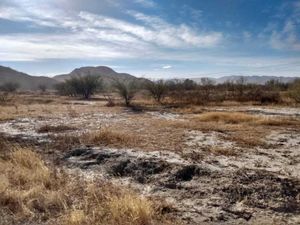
[195,111,300,127]
[84,128,139,148]
[0,147,178,225]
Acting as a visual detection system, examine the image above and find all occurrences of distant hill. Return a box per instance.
[191,75,298,84]
[53,66,147,87]
[0,66,58,90]
[1,65,298,91]
[0,65,147,91]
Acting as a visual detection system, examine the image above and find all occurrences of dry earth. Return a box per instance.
[1,95,300,225]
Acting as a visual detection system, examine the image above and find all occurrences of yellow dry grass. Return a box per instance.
[0,147,178,225]
[83,128,139,148]
[194,112,300,128]
[196,112,257,124]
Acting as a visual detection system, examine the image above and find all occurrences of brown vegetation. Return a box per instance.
[195,112,300,127]
[83,128,139,148]
[0,147,178,225]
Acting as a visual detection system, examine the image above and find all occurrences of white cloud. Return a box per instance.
[128,11,223,47]
[266,1,300,52]
[0,0,224,63]
[162,65,172,69]
[269,20,300,51]
[134,0,156,8]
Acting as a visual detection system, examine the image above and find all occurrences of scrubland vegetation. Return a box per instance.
[0,76,300,225]
[50,76,300,107]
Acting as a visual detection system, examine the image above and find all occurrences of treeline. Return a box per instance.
[54,75,300,105]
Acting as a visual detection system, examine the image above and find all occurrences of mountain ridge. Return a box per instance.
[191,75,298,84]
[0,66,58,90]
[0,65,299,90]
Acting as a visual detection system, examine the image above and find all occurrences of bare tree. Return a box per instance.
[200,78,215,101]
[235,77,247,101]
[145,80,168,103]
[114,80,138,106]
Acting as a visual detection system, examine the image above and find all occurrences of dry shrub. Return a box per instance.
[84,128,139,148]
[196,112,257,124]
[37,124,76,133]
[0,148,178,225]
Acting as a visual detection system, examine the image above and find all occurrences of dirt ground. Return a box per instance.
[1,94,300,225]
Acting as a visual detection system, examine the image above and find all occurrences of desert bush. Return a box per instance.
[56,75,103,99]
[38,84,47,93]
[114,80,138,106]
[0,82,20,93]
[288,79,300,103]
[145,80,168,103]
[55,82,75,96]
[265,79,288,91]
[0,92,10,105]
[259,91,281,104]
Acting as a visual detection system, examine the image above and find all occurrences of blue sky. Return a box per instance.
[0,0,300,78]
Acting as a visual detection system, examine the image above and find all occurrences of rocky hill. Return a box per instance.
[53,66,147,88]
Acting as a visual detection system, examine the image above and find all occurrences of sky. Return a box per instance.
[0,0,300,79]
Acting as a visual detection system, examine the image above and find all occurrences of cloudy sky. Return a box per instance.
[0,0,300,78]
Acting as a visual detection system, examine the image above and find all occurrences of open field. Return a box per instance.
[1,93,300,225]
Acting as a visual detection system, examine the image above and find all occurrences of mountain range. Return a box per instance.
[0,65,298,90]
[191,75,298,85]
